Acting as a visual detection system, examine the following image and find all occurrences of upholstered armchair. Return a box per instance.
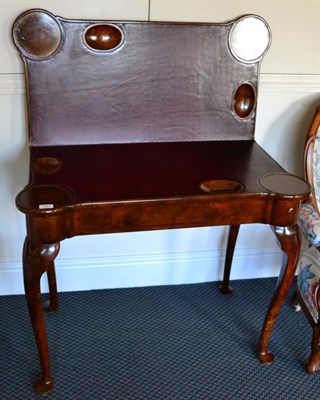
[297,107,320,374]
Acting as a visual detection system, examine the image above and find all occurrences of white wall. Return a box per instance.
[0,0,319,295]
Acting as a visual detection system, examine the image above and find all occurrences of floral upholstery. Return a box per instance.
[298,124,320,247]
[298,203,320,247]
[298,246,320,323]
[296,109,320,374]
[297,119,320,325]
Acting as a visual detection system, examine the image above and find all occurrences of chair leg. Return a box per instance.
[23,238,60,395]
[306,324,320,374]
[220,224,240,294]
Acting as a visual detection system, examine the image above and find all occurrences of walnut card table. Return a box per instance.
[12,9,310,394]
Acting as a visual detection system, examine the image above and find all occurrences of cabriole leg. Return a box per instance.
[220,224,240,294]
[306,325,320,374]
[23,238,60,394]
[258,225,300,364]
[43,243,60,313]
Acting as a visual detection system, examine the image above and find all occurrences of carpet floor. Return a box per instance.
[0,278,319,399]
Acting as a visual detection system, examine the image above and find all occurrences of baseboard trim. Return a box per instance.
[259,73,319,92]
[0,247,282,295]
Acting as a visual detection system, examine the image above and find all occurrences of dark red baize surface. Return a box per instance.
[30,141,284,203]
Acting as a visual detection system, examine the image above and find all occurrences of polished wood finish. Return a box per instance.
[13,9,311,394]
[23,239,60,394]
[233,83,256,119]
[84,24,123,51]
[220,225,240,295]
[259,225,301,363]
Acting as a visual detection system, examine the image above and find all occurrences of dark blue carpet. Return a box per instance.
[0,278,318,399]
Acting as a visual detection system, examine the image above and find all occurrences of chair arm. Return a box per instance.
[298,203,320,247]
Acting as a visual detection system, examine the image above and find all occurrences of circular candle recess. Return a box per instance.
[233,83,256,119]
[33,157,62,175]
[84,24,123,51]
[229,15,271,63]
[200,179,244,193]
[259,173,311,196]
[16,185,74,213]
[13,10,63,60]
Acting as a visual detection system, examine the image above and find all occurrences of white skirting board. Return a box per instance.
[0,247,283,296]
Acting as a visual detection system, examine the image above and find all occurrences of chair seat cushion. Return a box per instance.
[298,203,320,247]
[298,245,320,323]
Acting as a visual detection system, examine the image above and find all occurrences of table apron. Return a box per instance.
[25,194,304,244]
